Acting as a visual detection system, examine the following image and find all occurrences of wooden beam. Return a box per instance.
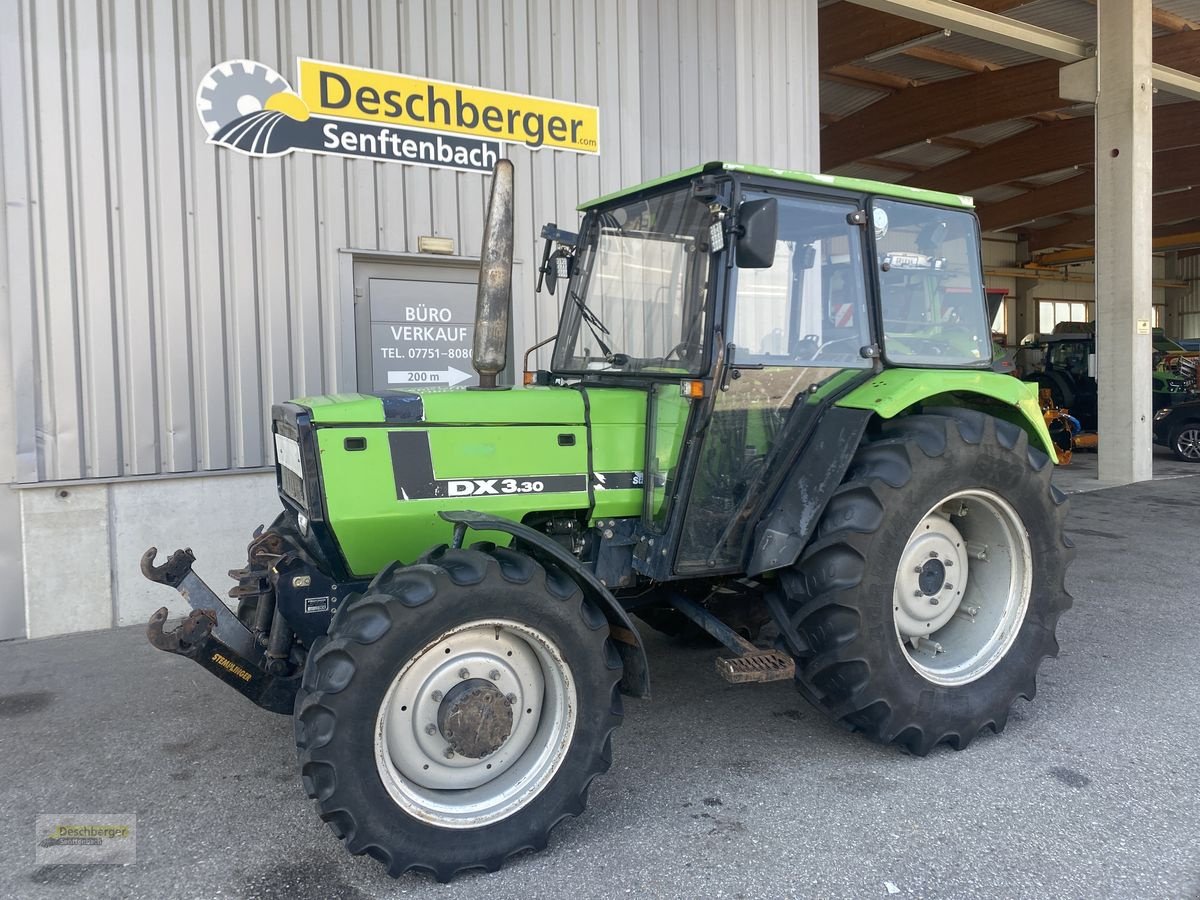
[978,173,1093,231]
[1083,1,1198,34]
[1152,7,1198,32]
[824,65,919,92]
[818,0,1030,70]
[1025,218,1097,252]
[1151,29,1200,72]
[1024,189,1200,250]
[821,31,1200,171]
[901,44,998,73]
[979,145,1200,231]
[821,59,1066,169]
[908,101,1200,194]
[1156,219,1200,238]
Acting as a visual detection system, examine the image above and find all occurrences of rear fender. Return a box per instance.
[835,368,1058,460]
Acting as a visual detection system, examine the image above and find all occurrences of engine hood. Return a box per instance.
[289,384,645,426]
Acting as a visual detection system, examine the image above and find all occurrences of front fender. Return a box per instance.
[438,510,650,699]
[835,368,1057,460]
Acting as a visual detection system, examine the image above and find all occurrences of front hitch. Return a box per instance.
[141,547,299,715]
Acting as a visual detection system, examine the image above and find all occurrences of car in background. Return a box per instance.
[1154,398,1200,462]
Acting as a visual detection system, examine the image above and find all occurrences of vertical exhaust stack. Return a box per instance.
[472,159,515,389]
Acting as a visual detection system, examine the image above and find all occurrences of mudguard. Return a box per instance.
[747,407,872,577]
[439,510,650,699]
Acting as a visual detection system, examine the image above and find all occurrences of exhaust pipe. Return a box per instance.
[472,159,514,389]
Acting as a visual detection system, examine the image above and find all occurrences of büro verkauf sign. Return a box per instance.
[196,58,599,173]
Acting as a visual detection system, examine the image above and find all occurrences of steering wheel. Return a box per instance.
[794,334,822,360]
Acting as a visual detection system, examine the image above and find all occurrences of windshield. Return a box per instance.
[875,199,991,367]
[551,187,712,374]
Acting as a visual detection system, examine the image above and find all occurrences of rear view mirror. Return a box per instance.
[736,197,778,268]
[795,244,817,271]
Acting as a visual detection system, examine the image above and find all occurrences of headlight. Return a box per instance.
[274,431,307,507]
[1154,408,1171,421]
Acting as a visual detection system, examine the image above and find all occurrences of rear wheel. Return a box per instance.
[294,544,623,880]
[779,409,1073,755]
[1169,421,1200,462]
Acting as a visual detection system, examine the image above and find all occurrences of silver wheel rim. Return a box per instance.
[892,489,1032,686]
[1176,426,1200,460]
[374,619,576,828]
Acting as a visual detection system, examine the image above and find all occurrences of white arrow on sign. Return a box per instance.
[387,366,472,386]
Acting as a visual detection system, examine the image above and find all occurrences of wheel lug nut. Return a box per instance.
[458,668,470,680]
[944,560,953,567]
[930,597,939,606]
[443,747,455,759]
[929,551,938,558]
[913,590,923,597]
[489,669,501,681]
[431,690,443,702]
[945,583,954,590]
[505,693,517,704]
[913,566,923,573]
[425,723,437,735]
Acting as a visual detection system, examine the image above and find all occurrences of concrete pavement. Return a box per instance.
[1,475,1198,899]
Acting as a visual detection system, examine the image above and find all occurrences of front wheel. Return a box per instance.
[294,545,623,880]
[780,410,1073,755]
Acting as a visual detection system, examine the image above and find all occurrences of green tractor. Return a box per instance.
[142,160,1072,880]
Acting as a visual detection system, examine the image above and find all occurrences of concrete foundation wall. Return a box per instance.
[20,472,277,639]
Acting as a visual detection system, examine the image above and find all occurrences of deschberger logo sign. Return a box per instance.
[196,58,599,173]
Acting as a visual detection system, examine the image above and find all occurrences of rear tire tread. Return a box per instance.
[782,410,1073,755]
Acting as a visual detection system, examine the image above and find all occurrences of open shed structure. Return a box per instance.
[817,0,1200,484]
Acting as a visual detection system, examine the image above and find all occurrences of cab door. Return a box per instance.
[673,191,875,574]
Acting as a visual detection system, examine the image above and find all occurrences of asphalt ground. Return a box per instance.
[2,472,1199,899]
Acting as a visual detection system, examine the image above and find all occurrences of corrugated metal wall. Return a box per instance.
[0,0,817,484]
[1178,253,1200,339]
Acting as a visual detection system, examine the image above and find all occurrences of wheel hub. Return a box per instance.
[374,619,577,828]
[437,679,514,759]
[917,558,946,595]
[894,513,968,637]
[892,490,1033,687]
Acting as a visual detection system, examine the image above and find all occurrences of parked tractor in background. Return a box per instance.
[1020,323,1198,439]
[142,160,1072,880]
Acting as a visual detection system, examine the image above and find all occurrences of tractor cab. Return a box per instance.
[534,162,994,577]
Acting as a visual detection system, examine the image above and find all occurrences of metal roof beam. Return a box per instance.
[818,0,1030,70]
[843,0,1091,62]
[1152,64,1200,102]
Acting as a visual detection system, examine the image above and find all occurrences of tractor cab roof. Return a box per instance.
[577,161,975,212]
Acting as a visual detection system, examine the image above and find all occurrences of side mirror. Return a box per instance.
[735,197,778,269]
